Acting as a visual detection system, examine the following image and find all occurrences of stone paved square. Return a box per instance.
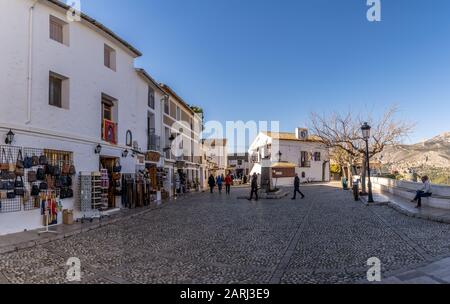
[2,184,450,284]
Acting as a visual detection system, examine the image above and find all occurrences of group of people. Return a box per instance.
[208,173,233,195]
[208,172,307,202]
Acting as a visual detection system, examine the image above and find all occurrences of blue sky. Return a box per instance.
[80,0,450,149]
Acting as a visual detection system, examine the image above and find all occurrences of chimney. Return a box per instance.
[295,128,308,140]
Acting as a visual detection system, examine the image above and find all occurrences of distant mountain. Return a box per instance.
[380,132,450,171]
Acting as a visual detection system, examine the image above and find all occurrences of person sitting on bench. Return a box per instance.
[411,176,432,208]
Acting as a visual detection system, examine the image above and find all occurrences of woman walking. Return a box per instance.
[225,173,233,195]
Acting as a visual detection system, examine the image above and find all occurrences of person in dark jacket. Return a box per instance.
[208,174,216,193]
[248,173,259,201]
[292,173,305,200]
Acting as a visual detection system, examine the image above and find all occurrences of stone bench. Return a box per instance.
[372,177,450,210]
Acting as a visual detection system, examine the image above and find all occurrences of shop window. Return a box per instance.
[49,15,69,46]
[49,71,69,109]
[104,44,116,71]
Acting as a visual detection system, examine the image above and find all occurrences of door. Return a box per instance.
[100,157,117,209]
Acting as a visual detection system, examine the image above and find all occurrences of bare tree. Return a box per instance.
[310,106,414,191]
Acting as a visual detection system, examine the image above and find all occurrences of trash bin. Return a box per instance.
[342,177,348,190]
[353,180,360,201]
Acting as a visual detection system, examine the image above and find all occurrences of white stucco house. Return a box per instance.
[0,0,172,235]
[248,128,330,186]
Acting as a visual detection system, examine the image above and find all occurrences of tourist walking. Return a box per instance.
[225,173,233,195]
[208,174,216,194]
[248,173,259,201]
[292,173,305,200]
[411,176,432,208]
[216,175,224,194]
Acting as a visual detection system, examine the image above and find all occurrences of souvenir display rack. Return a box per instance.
[0,145,74,214]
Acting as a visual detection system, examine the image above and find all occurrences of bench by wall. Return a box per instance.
[371,177,450,210]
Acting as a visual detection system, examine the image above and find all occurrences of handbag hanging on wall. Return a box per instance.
[14,176,24,188]
[36,168,45,181]
[69,164,76,176]
[0,148,8,171]
[32,155,39,167]
[28,170,37,183]
[39,154,48,166]
[31,184,40,196]
[24,154,33,169]
[113,160,122,173]
[7,149,15,173]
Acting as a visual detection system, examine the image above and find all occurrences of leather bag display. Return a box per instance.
[31,184,40,196]
[7,191,15,199]
[69,164,76,176]
[39,154,48,166]
[7,149,15,173]
[14,176,24,188]
[113,160,122,173]
[36,168,45,181]
[32,155,39,167]
[0,148,8,171]
[24,155,33,169]
[28,171,37,183]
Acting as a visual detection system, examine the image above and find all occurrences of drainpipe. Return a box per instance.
[26,0,39,125]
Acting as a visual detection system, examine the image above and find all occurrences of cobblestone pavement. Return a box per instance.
[2,184,450,284]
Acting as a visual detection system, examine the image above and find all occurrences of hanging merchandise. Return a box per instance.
[0,148,8,170]
[113,160,122,173]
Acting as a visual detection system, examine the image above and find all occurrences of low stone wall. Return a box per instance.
[371,177,450,209]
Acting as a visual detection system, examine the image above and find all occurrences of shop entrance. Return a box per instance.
[100,156,118,209]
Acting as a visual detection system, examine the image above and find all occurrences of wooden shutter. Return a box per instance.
[49,75,62,108]
[50,19,63,43]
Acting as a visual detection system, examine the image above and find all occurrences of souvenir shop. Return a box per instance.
[0,144,76,235]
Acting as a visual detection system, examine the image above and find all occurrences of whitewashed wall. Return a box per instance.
[0,0,163,235]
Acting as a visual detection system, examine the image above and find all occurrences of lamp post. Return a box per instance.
[278,151,283,162]
[5,129,14,145]
[361,122,374,203]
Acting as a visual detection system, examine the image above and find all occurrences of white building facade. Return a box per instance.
[249,128,330,187]
[0,0,199,235]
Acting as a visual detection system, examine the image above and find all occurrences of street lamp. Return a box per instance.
[278,151,283,162]
[122,149,129,158]
[5,129,14,145]
[94,144,102,154]
[361,122,374,203]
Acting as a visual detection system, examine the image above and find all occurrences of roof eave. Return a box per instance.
[46,0,142,58]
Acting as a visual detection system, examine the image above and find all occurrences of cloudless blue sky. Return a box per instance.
[80,0,450,149]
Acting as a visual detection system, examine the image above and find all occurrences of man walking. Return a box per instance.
[225,172,233,195]
[248,173,259,201]
[208,174,216,194]
[292,173,305,200]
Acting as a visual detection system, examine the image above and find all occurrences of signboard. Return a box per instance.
[146,151,161,163]
[272,168,295,178]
